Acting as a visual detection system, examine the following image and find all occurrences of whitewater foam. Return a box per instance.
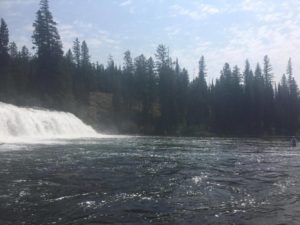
[0,102,111,143]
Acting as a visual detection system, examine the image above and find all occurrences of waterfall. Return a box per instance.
[0,102,99,141]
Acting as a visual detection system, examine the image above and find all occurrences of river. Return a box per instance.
[0,136,299,225]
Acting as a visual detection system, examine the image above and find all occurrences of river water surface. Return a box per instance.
[0,137,299,225]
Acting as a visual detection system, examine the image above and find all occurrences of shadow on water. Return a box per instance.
[0,137,300,225]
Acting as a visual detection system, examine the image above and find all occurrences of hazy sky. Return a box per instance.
[1,0,300,83]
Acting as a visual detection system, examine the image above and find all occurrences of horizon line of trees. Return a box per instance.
[0,0,299,135]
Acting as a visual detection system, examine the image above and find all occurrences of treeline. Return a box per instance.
[0,0,299,135]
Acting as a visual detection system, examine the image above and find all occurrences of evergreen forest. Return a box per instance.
[0,0,299,136]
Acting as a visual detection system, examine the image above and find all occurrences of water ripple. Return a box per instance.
[0,137,299,225]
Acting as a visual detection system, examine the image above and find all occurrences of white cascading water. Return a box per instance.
[0,102,100,141]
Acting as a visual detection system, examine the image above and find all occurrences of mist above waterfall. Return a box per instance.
[0,102,102,142]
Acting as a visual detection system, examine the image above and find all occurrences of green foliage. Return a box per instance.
[81,40,90,66]
[187,56,208,127]
[73,38,81,67]
[263,55,273,86]
[0,18,10,100]
[0,0,299,135]
[32,0,66,107]
[32,0,63,60]
[0,18,9,61]
[8,42,18,58]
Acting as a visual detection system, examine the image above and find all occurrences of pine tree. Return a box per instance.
[146,57,157,119]
[155,44,175,133]
[284,58,299,134]
[135,54,149,121]
[0,18,10,99]
[176,67,189,127]
[32,0,66,107]
[122,50,134,110]
[32,0,63,60]
[8,42,18,58]
[287,58,293,91]
[80,40,92,101]
[73,38,81,67]
[243,60,253,87]
[65,49,74,64]
[232,65,241,87]
[123,50,133,72]
[107,55,114,69]
[263,55,273,86]
[0,18,9,65]
[263,55,274,131]
[232,65,244,131]
[17,46,31,97]
[243,60,255,132]
[187,56,208,128]
[155,44,170,71]
[276,74,290,133]
[253,63,264,132]
[199,56,207,88]
[254,63,263,83]
[81,40,90,66]
[214,63,235,132]
[20,46,30,60]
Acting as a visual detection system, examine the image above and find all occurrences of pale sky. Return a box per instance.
[1,0,300,84]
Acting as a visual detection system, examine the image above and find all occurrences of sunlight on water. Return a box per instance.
[0,137,300,224]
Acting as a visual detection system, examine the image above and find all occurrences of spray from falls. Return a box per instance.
[0,102,100,141]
